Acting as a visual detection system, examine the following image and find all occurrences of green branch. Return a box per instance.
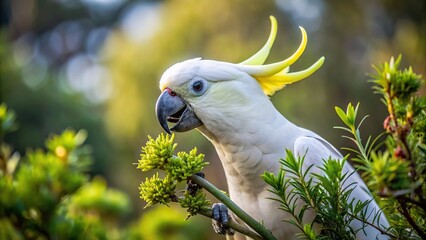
[137,134,276,239]
[198,209,263,240]
[190,175,277,240]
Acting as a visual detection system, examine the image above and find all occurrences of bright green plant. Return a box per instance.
[334,56,425,239]
[137,134,275,240]
[261,56,425,239]
[0,104,131,240]
[137,134,209,211]
[0,104,215,240]
[262,150,385,239]
[69,176,130,218]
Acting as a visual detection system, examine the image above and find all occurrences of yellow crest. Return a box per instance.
[237,16,325,96]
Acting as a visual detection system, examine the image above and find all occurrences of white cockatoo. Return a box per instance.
[155,16,389,239]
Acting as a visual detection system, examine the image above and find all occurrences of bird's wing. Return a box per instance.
[293,135,390,240]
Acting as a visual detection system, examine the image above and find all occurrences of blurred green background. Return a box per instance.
[1,0,425,239]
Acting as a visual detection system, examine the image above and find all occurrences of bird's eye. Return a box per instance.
[190,78,207,95]
[192,81,203,92]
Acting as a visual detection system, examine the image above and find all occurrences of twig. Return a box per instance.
[398,199,426,238]
[190,175,277,240]
[397,195,426,215]
[347,212,397,239]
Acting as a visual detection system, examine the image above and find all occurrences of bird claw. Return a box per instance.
[212,203,234,235]
[186,173,234,235]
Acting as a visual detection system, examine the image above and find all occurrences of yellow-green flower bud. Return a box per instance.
[178,190,211,217]
[138,134,177,171]
[165,148,208,182]
[139,173,176,207]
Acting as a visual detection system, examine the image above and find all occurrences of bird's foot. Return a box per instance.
[187,173,234,235]
[186,172,205,196]
[212,203,235,235]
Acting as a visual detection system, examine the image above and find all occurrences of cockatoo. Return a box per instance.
[155,16,389,239]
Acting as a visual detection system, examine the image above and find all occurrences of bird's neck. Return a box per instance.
[197,100,302,195]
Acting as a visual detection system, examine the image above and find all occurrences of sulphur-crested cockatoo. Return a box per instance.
[155,16,389,239]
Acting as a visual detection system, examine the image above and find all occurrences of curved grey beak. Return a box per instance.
[155,90,203,134]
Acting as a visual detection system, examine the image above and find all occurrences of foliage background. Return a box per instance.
[1,0,425,238]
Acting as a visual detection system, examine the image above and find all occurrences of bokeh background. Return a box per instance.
[1,0,425,239]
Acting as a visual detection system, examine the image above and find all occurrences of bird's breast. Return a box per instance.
[214,142,280,193]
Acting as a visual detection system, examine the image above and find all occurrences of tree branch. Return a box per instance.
[198,209,263,240]
[346,212,396,239]
[398,199,426,239]
[397,195,426,215]
[189,174,277,240]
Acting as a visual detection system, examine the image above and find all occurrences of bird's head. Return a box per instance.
[155,16,324,134]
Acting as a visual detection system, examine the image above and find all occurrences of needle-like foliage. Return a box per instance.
[334,56,426,239]
[262,56,424,239]
[262,151,381,239]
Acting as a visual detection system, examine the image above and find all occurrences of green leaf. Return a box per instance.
[335,105,351,128]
